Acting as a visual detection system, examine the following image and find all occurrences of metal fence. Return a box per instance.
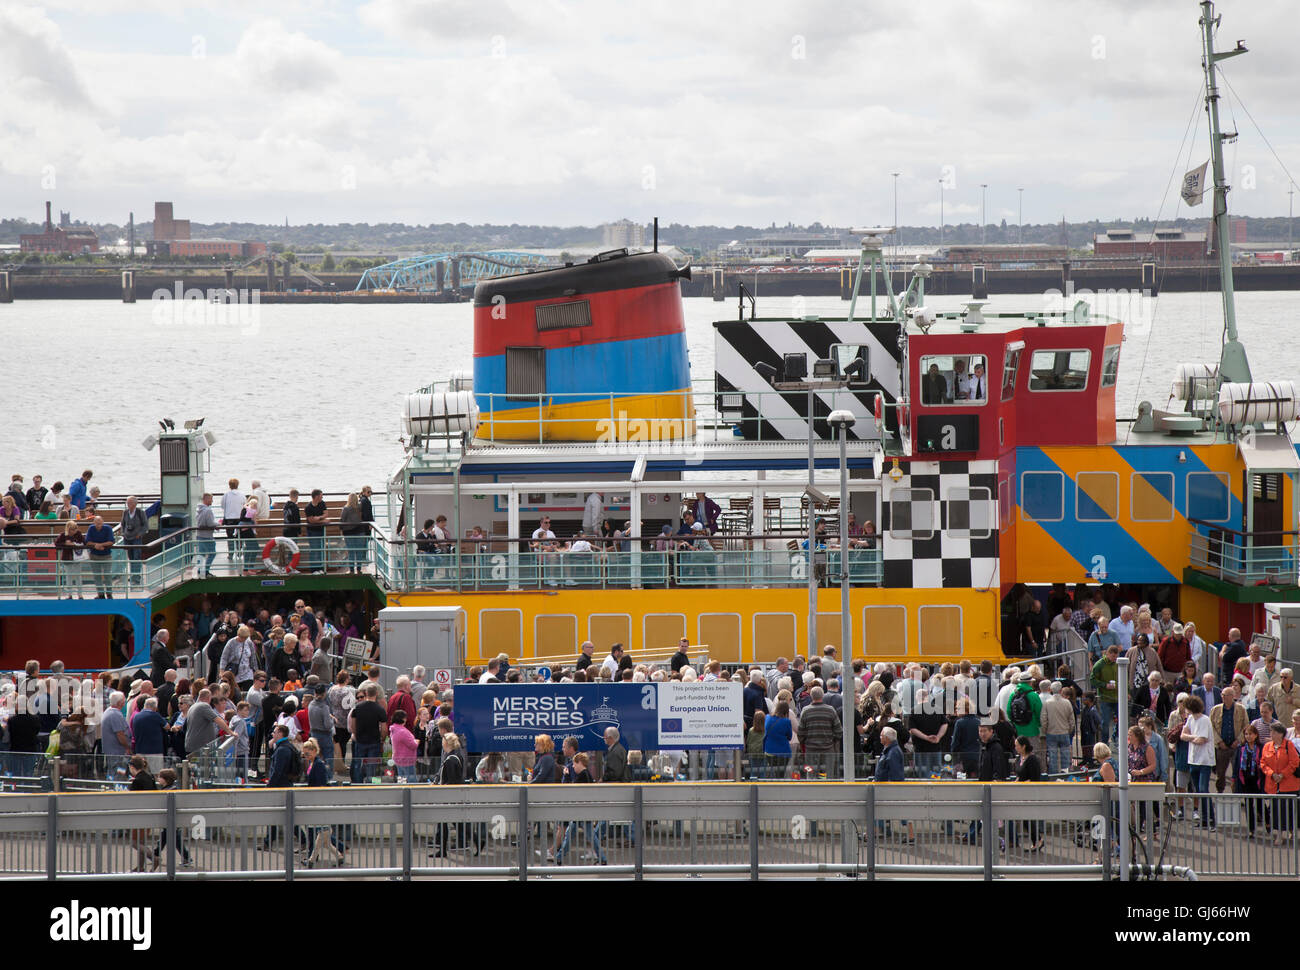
[0,781,1203,881]
[1,529,882,598]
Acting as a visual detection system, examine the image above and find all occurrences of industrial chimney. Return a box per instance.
[44,201,52,232]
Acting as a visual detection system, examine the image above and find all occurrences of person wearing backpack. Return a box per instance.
[262,724,300,851]
[267,724,300,787]
[1006,672,1042,743]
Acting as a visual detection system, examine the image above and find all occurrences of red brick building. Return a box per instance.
[153,201,191,241]
[151,239,268,258]
[148,201,264,259]
[19,201,99,254]
[1092,227,1207,262]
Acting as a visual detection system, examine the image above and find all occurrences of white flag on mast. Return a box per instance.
[1181,161,1210,206]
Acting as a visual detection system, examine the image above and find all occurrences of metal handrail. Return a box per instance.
[1187,517,1300,539]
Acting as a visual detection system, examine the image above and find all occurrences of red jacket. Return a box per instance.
[1261,740,1300,794]
[387,689,417,729]
[1158,635,1191,674]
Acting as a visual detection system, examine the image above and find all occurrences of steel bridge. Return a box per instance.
[353,251,556,293]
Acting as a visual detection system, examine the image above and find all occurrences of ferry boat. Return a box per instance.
[1,1,1294,676]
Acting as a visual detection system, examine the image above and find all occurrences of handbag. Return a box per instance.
[1165,717,1182,746]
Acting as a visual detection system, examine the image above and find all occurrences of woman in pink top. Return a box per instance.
[296,624,315,665]
[389,709,418,780]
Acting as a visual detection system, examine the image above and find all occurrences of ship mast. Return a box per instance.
[1199,0,1251,385]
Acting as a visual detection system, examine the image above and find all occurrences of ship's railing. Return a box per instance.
[413,378,886,445]
[0,527,882,598]
[1186,518,1300,586]
[375,535,882,592]
[0,520,389,600]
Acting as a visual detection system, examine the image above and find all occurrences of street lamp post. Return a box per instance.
[1117,655,1130,882]
[766,371,863,688]
[828,409,856,784]
[892,172,901,261]
[939,180,945,249]
[807,384,817,661]
[1290,183,1295,254]
[1018,187,1025,248]
[981,184,988,245]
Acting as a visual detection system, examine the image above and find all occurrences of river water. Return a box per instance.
[0,290,1294,492]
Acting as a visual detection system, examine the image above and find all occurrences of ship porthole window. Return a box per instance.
[1187,471,1230,523]
[889,487,935,539]
[1076,471,1119,522]
[1131,472,1175,522]
[946,486,992,539]
[1021,471,1064,522]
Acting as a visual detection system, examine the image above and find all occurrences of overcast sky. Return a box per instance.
[1,0,1297,229]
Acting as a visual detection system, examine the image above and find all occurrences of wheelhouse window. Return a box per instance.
[920,354,989,406]
[1101,345,1120,388]
[1001,346,1022,402]
[1028,349,1090,391]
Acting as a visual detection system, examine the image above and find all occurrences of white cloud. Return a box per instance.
[233,19,341,91]
[0,5,96,110]
[1,0,1297,226]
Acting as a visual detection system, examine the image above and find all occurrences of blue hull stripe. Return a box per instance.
[474,333,691,412]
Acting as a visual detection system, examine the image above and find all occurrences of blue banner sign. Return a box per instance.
[455,682,742,752]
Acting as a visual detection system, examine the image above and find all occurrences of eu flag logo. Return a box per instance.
[661,718,682,732]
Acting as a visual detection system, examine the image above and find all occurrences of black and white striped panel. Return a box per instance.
[878,460,1000,589]
[713,319,902,441]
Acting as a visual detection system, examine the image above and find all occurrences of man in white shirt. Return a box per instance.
[966,361,988,400]
[565,530,593,585]
[1181,696,1216,828]
[220,478,245,560]
[582,492,604,535]
[601,644,624,678]
[530,516,558,587]
[952,358,970,399]
[250,480,271,521]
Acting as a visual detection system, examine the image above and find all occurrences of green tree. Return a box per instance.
[320,250,336,271]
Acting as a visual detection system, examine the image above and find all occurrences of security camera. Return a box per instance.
[804,485,831,506]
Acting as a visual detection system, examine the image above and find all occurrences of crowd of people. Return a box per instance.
[3,471,381,584]
[3,582,1299,864]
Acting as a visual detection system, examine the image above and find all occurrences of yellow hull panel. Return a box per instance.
[478,390,695,442]
[389,586,1003,666]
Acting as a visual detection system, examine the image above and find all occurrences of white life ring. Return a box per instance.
[262,536,301,574]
